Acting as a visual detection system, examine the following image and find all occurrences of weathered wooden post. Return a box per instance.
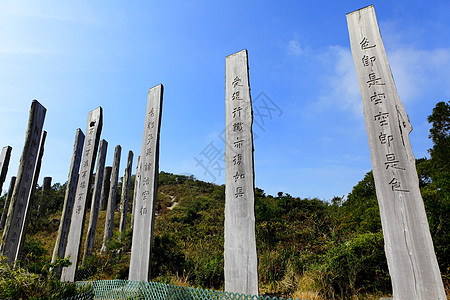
[52,129,84,274]
[0,177,16,230]
[100,166,112,211]
[0,146,12,195]
[61,107,102,282]
[15,130,47,264]
[0,100,46,263]
[129,84,163,281]
[38,176,52,215]
[42,177,52,190]
[101,145,121,253]
[119,150,133,233]
[347,5,446,299]
[31,131,47,199]
[82,139,108,264]
[224,50,258,296]
[130,155,141,230]
[0,146,13,229]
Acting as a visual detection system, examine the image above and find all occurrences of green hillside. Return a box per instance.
[1,101,449,299]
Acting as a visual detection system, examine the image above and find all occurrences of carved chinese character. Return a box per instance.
[232,107,242,118]
[232,76,242,88]
[145,148,152,156]
[370,91,385,105]
[360,37,376,50]
[233,154,242,166]
[389,177,409,192]
[141,190,150,201]
[147,121,155,129]
[234,137,244,148]
[362,55,376,67]
[385,153,405,170]
[149,108,155,117]
[379,132,394,146]
[76,194,84,204]
[142,177,150,185]
[147,133,154,144]
[82,159,89,168]
[233,171,245,182]
[79,181,87,189]
[139,206,148,215]
[232,91,243,101]
[374,112,389,126]
[367,72,385,87]
[233,122,243,132]
[75,205,82,214]
[144,162,152,171]
[235,187,244,198]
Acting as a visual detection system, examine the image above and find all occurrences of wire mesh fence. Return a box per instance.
[76,280,301,300]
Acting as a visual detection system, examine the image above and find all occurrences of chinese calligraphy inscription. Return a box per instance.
[129,84,164,281]
[224,50,258,296]
[347,5,445,299]
[61,107,102,282]
[51,129,84,276]
[0,100,46,264]
[83,139,108,264]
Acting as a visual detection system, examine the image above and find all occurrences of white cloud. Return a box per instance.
[288,39,304,56]
[308,45,362,117]
[287,35,312,57]
[0,1,98,24]
[312,45,450,117]
[389,47,450,102]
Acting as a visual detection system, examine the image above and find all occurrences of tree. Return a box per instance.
[424,101,450,278]
[427,101,450,193]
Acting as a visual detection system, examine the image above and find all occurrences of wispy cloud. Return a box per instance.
[287,35,312,57]
[288,39,304,56]
[318,45,361,116]
[389,47,450,101]
[288,36,450,117]
[0,1,99,24]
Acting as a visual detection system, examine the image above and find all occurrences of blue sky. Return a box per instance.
[1,1,449,201]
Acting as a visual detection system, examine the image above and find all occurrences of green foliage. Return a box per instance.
[151,234,186,278]
[317,232,391,298]
[158,171,196,186]
[0,193,6,215]
[28,183,66,234]
[427,101,450,193]
[0,256,83,299]
[16,101,450,298]
[341,172,381,234]
[19,238,49,276]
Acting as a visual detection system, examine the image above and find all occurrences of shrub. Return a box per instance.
[0,256,83,299]
[317,232,391,298]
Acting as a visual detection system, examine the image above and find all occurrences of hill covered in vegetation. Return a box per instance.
[1,101,449,299]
